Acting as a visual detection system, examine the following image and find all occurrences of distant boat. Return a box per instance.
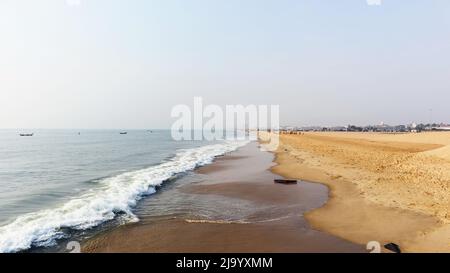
[19,133,34,137]
[120,132,128,135]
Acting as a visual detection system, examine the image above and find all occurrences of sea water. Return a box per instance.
[0,129,248,253]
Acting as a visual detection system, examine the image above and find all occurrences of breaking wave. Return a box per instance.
[0,140,249,253]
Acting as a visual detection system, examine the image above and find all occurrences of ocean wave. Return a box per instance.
[0,140,249,253]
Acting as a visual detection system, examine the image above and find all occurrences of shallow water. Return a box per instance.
[78,142,364,253]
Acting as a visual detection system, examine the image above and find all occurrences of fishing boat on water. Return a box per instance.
[19,133,34,137]
[120,132,128,135]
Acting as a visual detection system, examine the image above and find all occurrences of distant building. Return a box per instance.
[332,126,348,132]
[279,121,450,133]
[432,126,450,131]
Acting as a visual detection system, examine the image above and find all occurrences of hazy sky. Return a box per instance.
[1,0,449,129]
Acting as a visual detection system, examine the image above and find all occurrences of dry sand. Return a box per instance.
[264,132,450,252]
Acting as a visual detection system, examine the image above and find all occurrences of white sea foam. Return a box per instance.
[0,140,249,253]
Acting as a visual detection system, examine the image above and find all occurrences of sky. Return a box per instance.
[1,0,450,129]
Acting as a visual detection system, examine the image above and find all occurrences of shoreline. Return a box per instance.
[266,132,450,253]
[82,142,364,253]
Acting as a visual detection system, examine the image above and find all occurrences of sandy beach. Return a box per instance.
[82,143,364,253]
[265,132,450,253]
[80,132,450,253]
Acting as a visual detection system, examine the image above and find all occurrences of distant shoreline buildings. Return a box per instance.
[279,122,450,133]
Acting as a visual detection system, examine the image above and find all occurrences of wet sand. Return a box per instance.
[83,142,364,253]
[265,132,450,253]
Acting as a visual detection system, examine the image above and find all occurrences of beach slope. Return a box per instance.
[267,132,450,252]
